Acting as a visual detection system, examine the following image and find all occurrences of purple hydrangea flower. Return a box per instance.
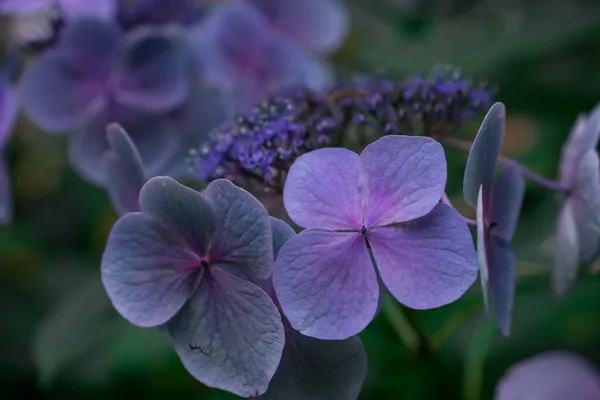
[494,351,600,400]
[0,55,19,224]
[258,217,367,400]
[272,135,479,340]
[0,0,116,20]
[20,18,190,183]
[190,0,331,113]
[553,104,600,297]
[246,0,349,55]
[103,123,146,215]
[101,176,284,397]
[463,103,525,336]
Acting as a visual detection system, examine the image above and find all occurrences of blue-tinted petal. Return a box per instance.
[487,235,516,337]
[0,155,12,224]
[204,179,273,281]
[19,52,106,133]
[68,104,179,184]
[138,177,215,252]
[104,123,146,215]
[273,230,378,340]
[370,203,478,310]
[0,73,18,147]
[101,212,202,327]
[495,351,600,400]
[463,102,506,207]
[115,26,191,112]
[58,0,116,20]
[258,319,367,400]
[571,150,600,262]
[249,0,349,54]
[271,216,295,259]
[553,199,579,298]
[559,104,600,186]
[168,267,284,397]
[489,162,525,241]
[476,186,490,321]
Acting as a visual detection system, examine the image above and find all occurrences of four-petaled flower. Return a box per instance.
[553,103,600,296]
[20,18,190,183]
[463,102,525,336]
[190,0,331,113]
[101,176,284,397]
[273,135,478,339]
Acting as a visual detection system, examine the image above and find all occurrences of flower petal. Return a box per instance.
[0,0,49,14]
[0,155,12,224]
[283,148,362,230]
[571,150,600,263]
[273,230,378,340]
[58,0,116,20]
[258,319,367,400]
[68,104,179,184]
[370,203,478,310]
[139,177,215,253]
[115,26,191,112]
[560,103,600,186]
[489,162,525,242]
[104,123,146,215]
[250,0,349,54]
[168,267,284,398]
[271,216,296,259]
[101,212,202,327]
[463,102,506,207]
[0,74,18,148]
[204,179,273,281]
[19,52,106,133]
[360,135,446,227]
[487,235,516,337]
[495,351,600,400]
[553,199,579,298]
[476,186,490,321]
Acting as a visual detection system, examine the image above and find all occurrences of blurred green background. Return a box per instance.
[2,1,600,399]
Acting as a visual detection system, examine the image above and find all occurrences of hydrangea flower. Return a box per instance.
[0,0,116,20]
[494,351,600,400]
[101,176,284,397]
[20,18,190,183]
[273,135,479,340]
[246,0,349,55]
[259,217,367,400]
[0,54,20,224]
[190,0,331,112]
[553,104,600,296]
[463,103,525,336]
[103,123,146,215]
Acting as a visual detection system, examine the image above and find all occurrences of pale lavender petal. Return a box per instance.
[273,230,378,340]
[68,104,179,184]
[560,103,600,186]
[487,236,516,337]
[138,177,215,253]
[571,150,600,262]
[104,123,146,215]
[0,0,49,14]
[360,135,446,227]
[101,212,202,327]
[0,156,12,224]
[370,203,478,310]
[0,75,18,148]
[115,26,190,112]
[476,186,490,321]
[553,199,579,297]
[258,319,367,400]
[283,148,362,230]
[463,102,506,207]
[489,162,525,241]
[249,0,349,54]
[168,267,284,398]
[204,179,273,281]
[19,52,106,133]
[58,0,116,20]
[495,351,600,400]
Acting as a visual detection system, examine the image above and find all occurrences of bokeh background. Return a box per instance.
[2,0,600,399]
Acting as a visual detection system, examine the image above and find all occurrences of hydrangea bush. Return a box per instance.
[4,1,600,399]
